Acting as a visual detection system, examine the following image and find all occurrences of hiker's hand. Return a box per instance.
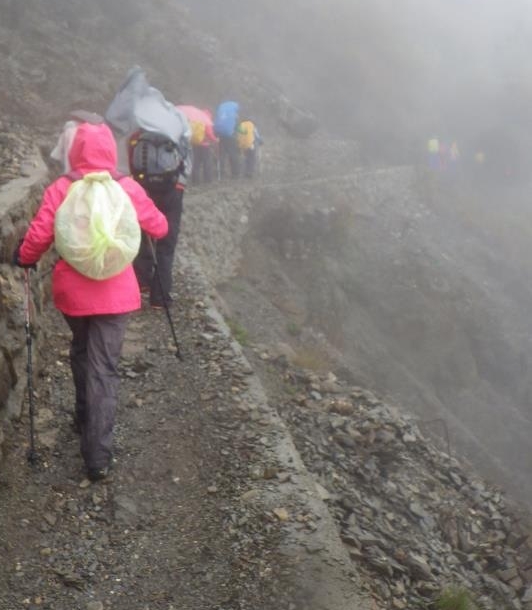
[12,239,37,270]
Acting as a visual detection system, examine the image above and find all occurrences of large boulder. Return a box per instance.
[277,95,318,139]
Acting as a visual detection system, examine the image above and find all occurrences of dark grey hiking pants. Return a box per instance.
[64,313,129,470]
[134,187,184,306]
[191,144,214,184]
[219,135,240,179]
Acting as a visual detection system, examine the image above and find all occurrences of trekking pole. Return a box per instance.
[36,265,54,282]
[23,269,38,464]
[215,141,221,181]
[147,237,183,361]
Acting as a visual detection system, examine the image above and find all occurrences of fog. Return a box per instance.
[3,0,532,503]
[180,0,532,501]
[4,0,532,170]
[184,0,532,169]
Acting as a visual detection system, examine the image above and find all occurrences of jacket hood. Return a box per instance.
[68,122,117,173]
[219,101,239,112]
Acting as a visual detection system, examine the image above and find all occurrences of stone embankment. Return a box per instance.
[0,121,49,460]
[183,169,532,607]
[195,157,532,508]
[247,350,532,608]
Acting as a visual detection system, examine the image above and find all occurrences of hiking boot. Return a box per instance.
[87,466,110,482]
[150,293,172,309]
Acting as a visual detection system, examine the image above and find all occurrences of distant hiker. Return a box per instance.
[474,151,485,166]
[128,119,192,309]
[448,141,460,172]
[12,122,168,482]
[213,100,240,179]
[177,105,218,184]
[439,141,449,171]
[427,137,440,170]
[105,66,192,308]
[236,119,263,178]
[472,150,486,179]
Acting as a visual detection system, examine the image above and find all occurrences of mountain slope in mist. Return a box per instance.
[185,0,532,167]
[3,0,532,507]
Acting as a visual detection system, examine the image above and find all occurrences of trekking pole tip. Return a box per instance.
[27,449,39,466]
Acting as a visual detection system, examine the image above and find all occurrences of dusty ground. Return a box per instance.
[0,265,297,610]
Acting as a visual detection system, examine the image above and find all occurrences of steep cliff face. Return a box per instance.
[207,166,532,506]
[0,0,312,140]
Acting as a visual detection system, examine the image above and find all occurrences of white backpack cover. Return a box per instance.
[54,172,141,280]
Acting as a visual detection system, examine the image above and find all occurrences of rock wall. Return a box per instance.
[0,148,48,462]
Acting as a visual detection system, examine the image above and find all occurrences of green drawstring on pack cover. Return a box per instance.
[54,171,141,280]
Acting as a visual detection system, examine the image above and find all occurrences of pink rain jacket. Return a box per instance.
[19,123,168,316]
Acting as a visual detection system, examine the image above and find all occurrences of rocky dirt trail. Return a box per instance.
[0,276,276,609]
[0,240,372,610]
[217,267,532,608]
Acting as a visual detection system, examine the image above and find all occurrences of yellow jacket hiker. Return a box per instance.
[236,120,256,150]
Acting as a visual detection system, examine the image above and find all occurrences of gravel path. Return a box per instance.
[0,265,296,610]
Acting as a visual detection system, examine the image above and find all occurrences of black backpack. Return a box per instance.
[129,131,183,193]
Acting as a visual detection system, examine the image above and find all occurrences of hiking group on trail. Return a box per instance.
[213,100,263,180]
[11,67,263,483]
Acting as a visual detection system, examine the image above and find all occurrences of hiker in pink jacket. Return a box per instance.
[177,105,218,184]
[13,122,168,482]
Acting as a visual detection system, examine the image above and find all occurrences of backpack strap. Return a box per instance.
[65,170,82,182]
